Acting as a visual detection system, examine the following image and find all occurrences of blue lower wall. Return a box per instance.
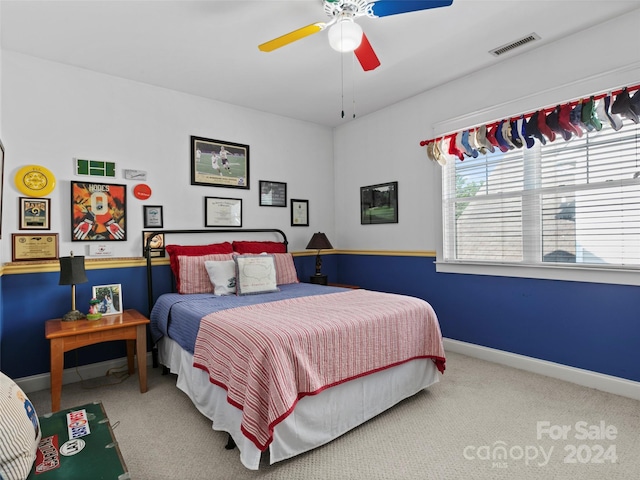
[2,253,638,384]
[1,265,153,379]
[335,254,640,383]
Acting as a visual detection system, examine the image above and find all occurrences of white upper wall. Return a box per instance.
[1,52,335,256]
[333,9,640,252]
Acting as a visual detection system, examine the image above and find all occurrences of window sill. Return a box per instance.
[435,260,640,286]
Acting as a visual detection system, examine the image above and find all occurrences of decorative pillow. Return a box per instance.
[166,242,233,291]
[204,260,237,295]
[177,253,233,294]
[0,371,41,480]
[234,254,279,295]
[232,241,286,254]
[272,253,299,285]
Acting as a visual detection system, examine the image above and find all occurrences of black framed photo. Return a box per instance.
[71,181,127,241]
[191,136,249,189]
[143,205,163,228]
[259,180,287,207]
[19,197,51,230]
[291,199,309,226]
[205,196,242,227]
[360,181,398,224]
[142,231,165,258]
[0,140,4,239]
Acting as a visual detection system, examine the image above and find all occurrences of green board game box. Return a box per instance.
[27,402,129,480]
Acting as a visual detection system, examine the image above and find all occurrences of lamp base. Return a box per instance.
[309,274,328,286]
[62,310,85,321]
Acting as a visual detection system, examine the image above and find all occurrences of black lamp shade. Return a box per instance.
[306,232,333,250]
[59,255,88,285]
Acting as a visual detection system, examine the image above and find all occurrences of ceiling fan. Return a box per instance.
[258,0,454,72]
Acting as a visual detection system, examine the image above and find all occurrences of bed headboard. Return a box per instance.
[143,228,288,315]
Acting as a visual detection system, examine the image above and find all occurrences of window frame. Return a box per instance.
[438,119,640,287]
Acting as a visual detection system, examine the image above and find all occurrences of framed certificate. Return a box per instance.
[291,199,309,226]
[204,197,242,227]
[143,205,163,228]
[11,233,59,261]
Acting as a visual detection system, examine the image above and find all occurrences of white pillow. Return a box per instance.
[234,254,279,295]
[0,371,41,480]
[204,260,237,295]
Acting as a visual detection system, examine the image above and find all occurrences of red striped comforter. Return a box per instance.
[193,289,445,450]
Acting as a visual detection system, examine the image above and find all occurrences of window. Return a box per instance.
[442,121,640,270]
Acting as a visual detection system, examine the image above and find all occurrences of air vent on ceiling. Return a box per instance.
[489,33,540,57]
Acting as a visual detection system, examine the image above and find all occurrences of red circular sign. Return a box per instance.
[133,183,152,200]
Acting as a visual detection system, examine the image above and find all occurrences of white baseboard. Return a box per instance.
[15,352,154,394]
[443,338,640,401]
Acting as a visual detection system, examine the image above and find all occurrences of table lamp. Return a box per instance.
[59,251,88,321]
[306,232,333,284]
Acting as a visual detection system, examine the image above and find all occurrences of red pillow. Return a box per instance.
[166,242,233,290]
[232,241,287,254]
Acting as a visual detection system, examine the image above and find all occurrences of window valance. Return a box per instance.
[420,83,640,165]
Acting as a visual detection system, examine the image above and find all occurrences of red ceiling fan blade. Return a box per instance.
[354,33,380,71]
[369,0,453,17]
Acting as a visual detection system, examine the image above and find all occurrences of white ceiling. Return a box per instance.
[2,0,640,127]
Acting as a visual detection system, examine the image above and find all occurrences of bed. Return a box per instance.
[145,229,445,470]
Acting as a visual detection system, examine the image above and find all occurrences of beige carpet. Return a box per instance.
[27,351,640,480]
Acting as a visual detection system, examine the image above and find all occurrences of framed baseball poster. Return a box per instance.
[71,181,127,241]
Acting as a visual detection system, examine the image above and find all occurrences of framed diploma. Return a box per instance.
[291,199,309,226]
[11,233,59,261]
[19,197,51,230]
[204,197,242,227]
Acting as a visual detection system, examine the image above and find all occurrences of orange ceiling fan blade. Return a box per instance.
[354,33,380,71]
[258,23,326,52]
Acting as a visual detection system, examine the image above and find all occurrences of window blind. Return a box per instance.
[442,121,640,268]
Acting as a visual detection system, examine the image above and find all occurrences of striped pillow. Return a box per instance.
[272,253,299,285]
[177,254,233,294]
[0,371,41,480]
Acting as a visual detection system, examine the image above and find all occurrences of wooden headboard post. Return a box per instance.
[143,228,288,317]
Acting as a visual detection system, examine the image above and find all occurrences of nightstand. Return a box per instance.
[45,309,149,412]
[309,274,328,285]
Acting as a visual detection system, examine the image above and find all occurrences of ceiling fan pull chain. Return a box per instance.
[352,51,357,118]
[341,39,345,118]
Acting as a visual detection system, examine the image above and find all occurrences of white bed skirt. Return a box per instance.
[158,336,440,470]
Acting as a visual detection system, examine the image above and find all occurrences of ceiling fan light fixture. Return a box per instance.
[328,18,363,53]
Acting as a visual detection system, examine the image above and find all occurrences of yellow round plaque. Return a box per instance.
[14,165,56,197]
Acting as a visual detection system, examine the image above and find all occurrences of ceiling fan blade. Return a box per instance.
[369,0,453,17]
[258,23,326,52]
[354,33,380,71]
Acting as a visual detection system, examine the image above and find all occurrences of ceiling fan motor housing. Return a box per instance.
[323,0,374,20]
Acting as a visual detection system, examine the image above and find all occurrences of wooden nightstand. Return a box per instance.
[45,309,150,412]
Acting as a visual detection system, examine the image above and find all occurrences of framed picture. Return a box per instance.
[19,197,51,230]
[361,181,398,224]
[91,284,123,316]
[143,205,163,228]
[0,140,4,239]
[259,180,287,207]
[11,233,59,261]
[191,136,249,189]
[291,199,309,226]
[142,231,165,258]
[71,181,127,241]
[205,196,242,227]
